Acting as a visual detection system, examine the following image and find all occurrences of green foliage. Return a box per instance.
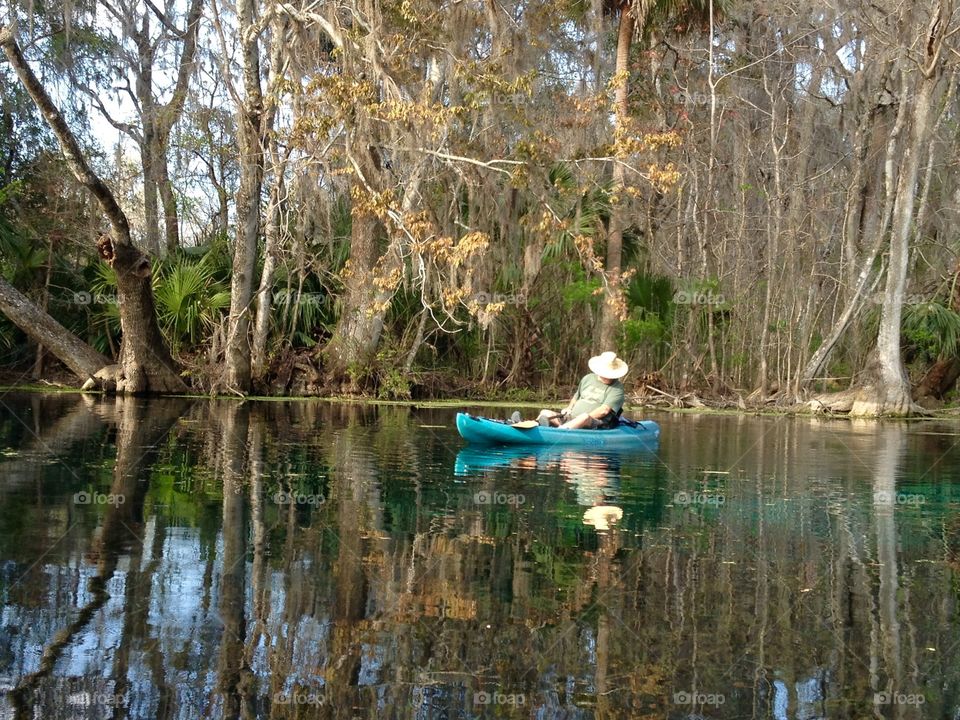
[84,262,121,355]
[902,301,960,362]
[154,258,231,351]
[623,310,667,348]
[378,368,412,400]
[621,273,674,362]
[561,266,602,311]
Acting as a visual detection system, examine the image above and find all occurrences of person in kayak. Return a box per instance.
[537,351,628,429]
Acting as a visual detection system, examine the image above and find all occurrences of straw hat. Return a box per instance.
[582,505,624,531]
[588,351,629,380]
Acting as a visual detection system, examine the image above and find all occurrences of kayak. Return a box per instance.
[455,412,660,449]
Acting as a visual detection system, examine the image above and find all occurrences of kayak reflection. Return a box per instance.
[455,445,658,530]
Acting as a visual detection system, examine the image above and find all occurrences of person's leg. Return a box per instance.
[560,413,598,429]
[538,409,562,427]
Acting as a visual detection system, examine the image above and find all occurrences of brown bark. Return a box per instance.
[0,26,186,393]
[599,6,634,351]
[222,0,266,393]
[916,357,960,399]
[251,20,290,383]
[251,171,282,382]
[0,275,109,379]
[325,179,383,385]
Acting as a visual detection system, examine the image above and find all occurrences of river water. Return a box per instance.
[0,393,957,719]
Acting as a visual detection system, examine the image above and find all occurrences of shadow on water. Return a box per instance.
[0,396,957,718]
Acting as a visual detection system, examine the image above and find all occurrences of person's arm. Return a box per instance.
[561,404,612,429]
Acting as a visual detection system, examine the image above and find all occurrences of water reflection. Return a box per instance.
[0,396,956,718]
[455,446,650,532]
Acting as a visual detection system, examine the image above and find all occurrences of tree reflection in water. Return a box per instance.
[0,397,956,718]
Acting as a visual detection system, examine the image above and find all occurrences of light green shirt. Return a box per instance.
[570,373,625,417]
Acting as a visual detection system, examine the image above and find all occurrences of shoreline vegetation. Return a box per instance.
[4,375,960,420]
[2,4,960,417]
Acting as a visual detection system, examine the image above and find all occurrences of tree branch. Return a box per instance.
[0,25,132,244]
[156,0,204,135]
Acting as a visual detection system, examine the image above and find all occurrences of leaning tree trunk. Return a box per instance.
[851,6,950,417]
[0,26,185,394]
[0,275,109,379]
[598,5,634,351]
[223,0,265,393]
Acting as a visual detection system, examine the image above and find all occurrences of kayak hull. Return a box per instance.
[455,412,660,449]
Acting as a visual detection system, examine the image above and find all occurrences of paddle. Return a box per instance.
[510,420,540,429]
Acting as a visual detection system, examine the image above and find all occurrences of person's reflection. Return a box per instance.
[556,452,621,508]
[561,452,623,720]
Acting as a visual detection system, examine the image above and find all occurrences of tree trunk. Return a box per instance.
[251,170,283,382]
[223,0,265,393]
[599,6,634,350]
[153,0,204,254]
[0,275,109,379]
[851,6,950,416]
[324,151,428,387]
[134,13,163,256]
[0,26,186,393]
[157,146,180,253]
[250,22,290,383]
[325,191,382,386]
[916,357,960,400]
[799,85,902,387]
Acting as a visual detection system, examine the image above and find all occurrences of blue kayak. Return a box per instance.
[456,412,660,449]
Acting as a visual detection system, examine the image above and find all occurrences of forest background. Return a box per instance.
[0,0,958,416]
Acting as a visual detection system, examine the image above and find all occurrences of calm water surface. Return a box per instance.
[0,394,958,719]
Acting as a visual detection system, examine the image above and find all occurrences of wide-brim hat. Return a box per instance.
[582,505,624,531]
[588,351,628,380]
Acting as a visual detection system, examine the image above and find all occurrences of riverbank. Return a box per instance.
[3,378,960,420]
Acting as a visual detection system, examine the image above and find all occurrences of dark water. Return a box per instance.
[0,394,958,719]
